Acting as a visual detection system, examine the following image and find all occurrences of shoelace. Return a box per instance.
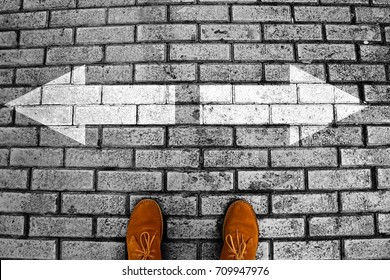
[225,230,250,260]
[135,232,157,260]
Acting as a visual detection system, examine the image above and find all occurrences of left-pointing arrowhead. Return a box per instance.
[6,66,87,145]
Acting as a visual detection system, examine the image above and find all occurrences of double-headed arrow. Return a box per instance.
[4,65,368,145]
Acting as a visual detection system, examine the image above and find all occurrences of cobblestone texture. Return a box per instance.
[0,0,389,260]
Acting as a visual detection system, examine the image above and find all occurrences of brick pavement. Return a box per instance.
[0,0,390,260]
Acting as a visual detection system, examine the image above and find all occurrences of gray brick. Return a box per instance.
[3,88,38,106]
[39,127,99,147]
[259,218,305,238]
[309,169,371,190]
[233,5,291,22]
[139,105,199,123]
[336,105,390,124]
[16,66,71,85]
[329,64,386,82]
[373,0,390,4]
[0,108,12,125]
[62,194,126,215]
[234,43,294,61]
[273,193,338,214]
[108,6,166,24]
[10,148,63,167]
[0,149,9,166]
[301,126,363,146]
[321,0,368,3]
[204,149,268,168]
[79,0,135,7]
[24,0,76,9]
[163,243,198,260]
[20,28,73,47]
[368,127,390,145]
[167,219,219,239]
[140,0,194,3]
[167,171,234,191]
[201,24,261,41]
[76,26,134,44]
[136,149,199,168]
[166,84,198,104]
[73,65,133,85]
[356,7,390,23]
[137,24,197,41]
[135,64,196,82]
[96,218,128,238]
[341,148,390,166]
[200,64,262,82]
[238,170,304,191]
[0,49,44,66]
[31,169,94,191]
[341,191,390,212]
[262,0,316,2]
[50,9,106,27]
[236,127,299,147]
[378,169,390,189]
[0,192,57,214]
[310,215,374,237]
[0,215,24,236]
[170,43,230,61]
[0,0,20,12]
[361,45,390,62]
[98,171,162,192]
[0,169,28,190]
[298,44,356,61]
[130,195,197,216]
[106,44,165,62]
[0,239,56,260]
[326,25,382,42]
[171,5,229,22]
[0,127,38,146]
[295,6,351,22]
[139,105,199,124]
[66,149,133,168]
[201,241,269,260]
[264,24,322,41]
[265,64,325,83]
[345,239,390,259]
[271,148,338,167]
[0,69,13,84]
[47,46,103,64]
[378,214,390,234]
[201,195,268,215]
[61,241,125,260]
[274,241,340,260]
[169,127,233,146]
[15,106,73,126]
[0,31,17,47]
[30,217,92,237]
[365,85,390,103]
[103,127,165,147]
[0,12,47,30]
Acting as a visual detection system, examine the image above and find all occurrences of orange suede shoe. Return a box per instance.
[220,200,259,260]
[126,199,163,260]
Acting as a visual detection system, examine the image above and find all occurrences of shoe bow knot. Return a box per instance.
[225,230,251,260]
[133,231,157,260]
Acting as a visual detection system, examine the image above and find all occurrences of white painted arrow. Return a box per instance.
[5,65,368,145]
